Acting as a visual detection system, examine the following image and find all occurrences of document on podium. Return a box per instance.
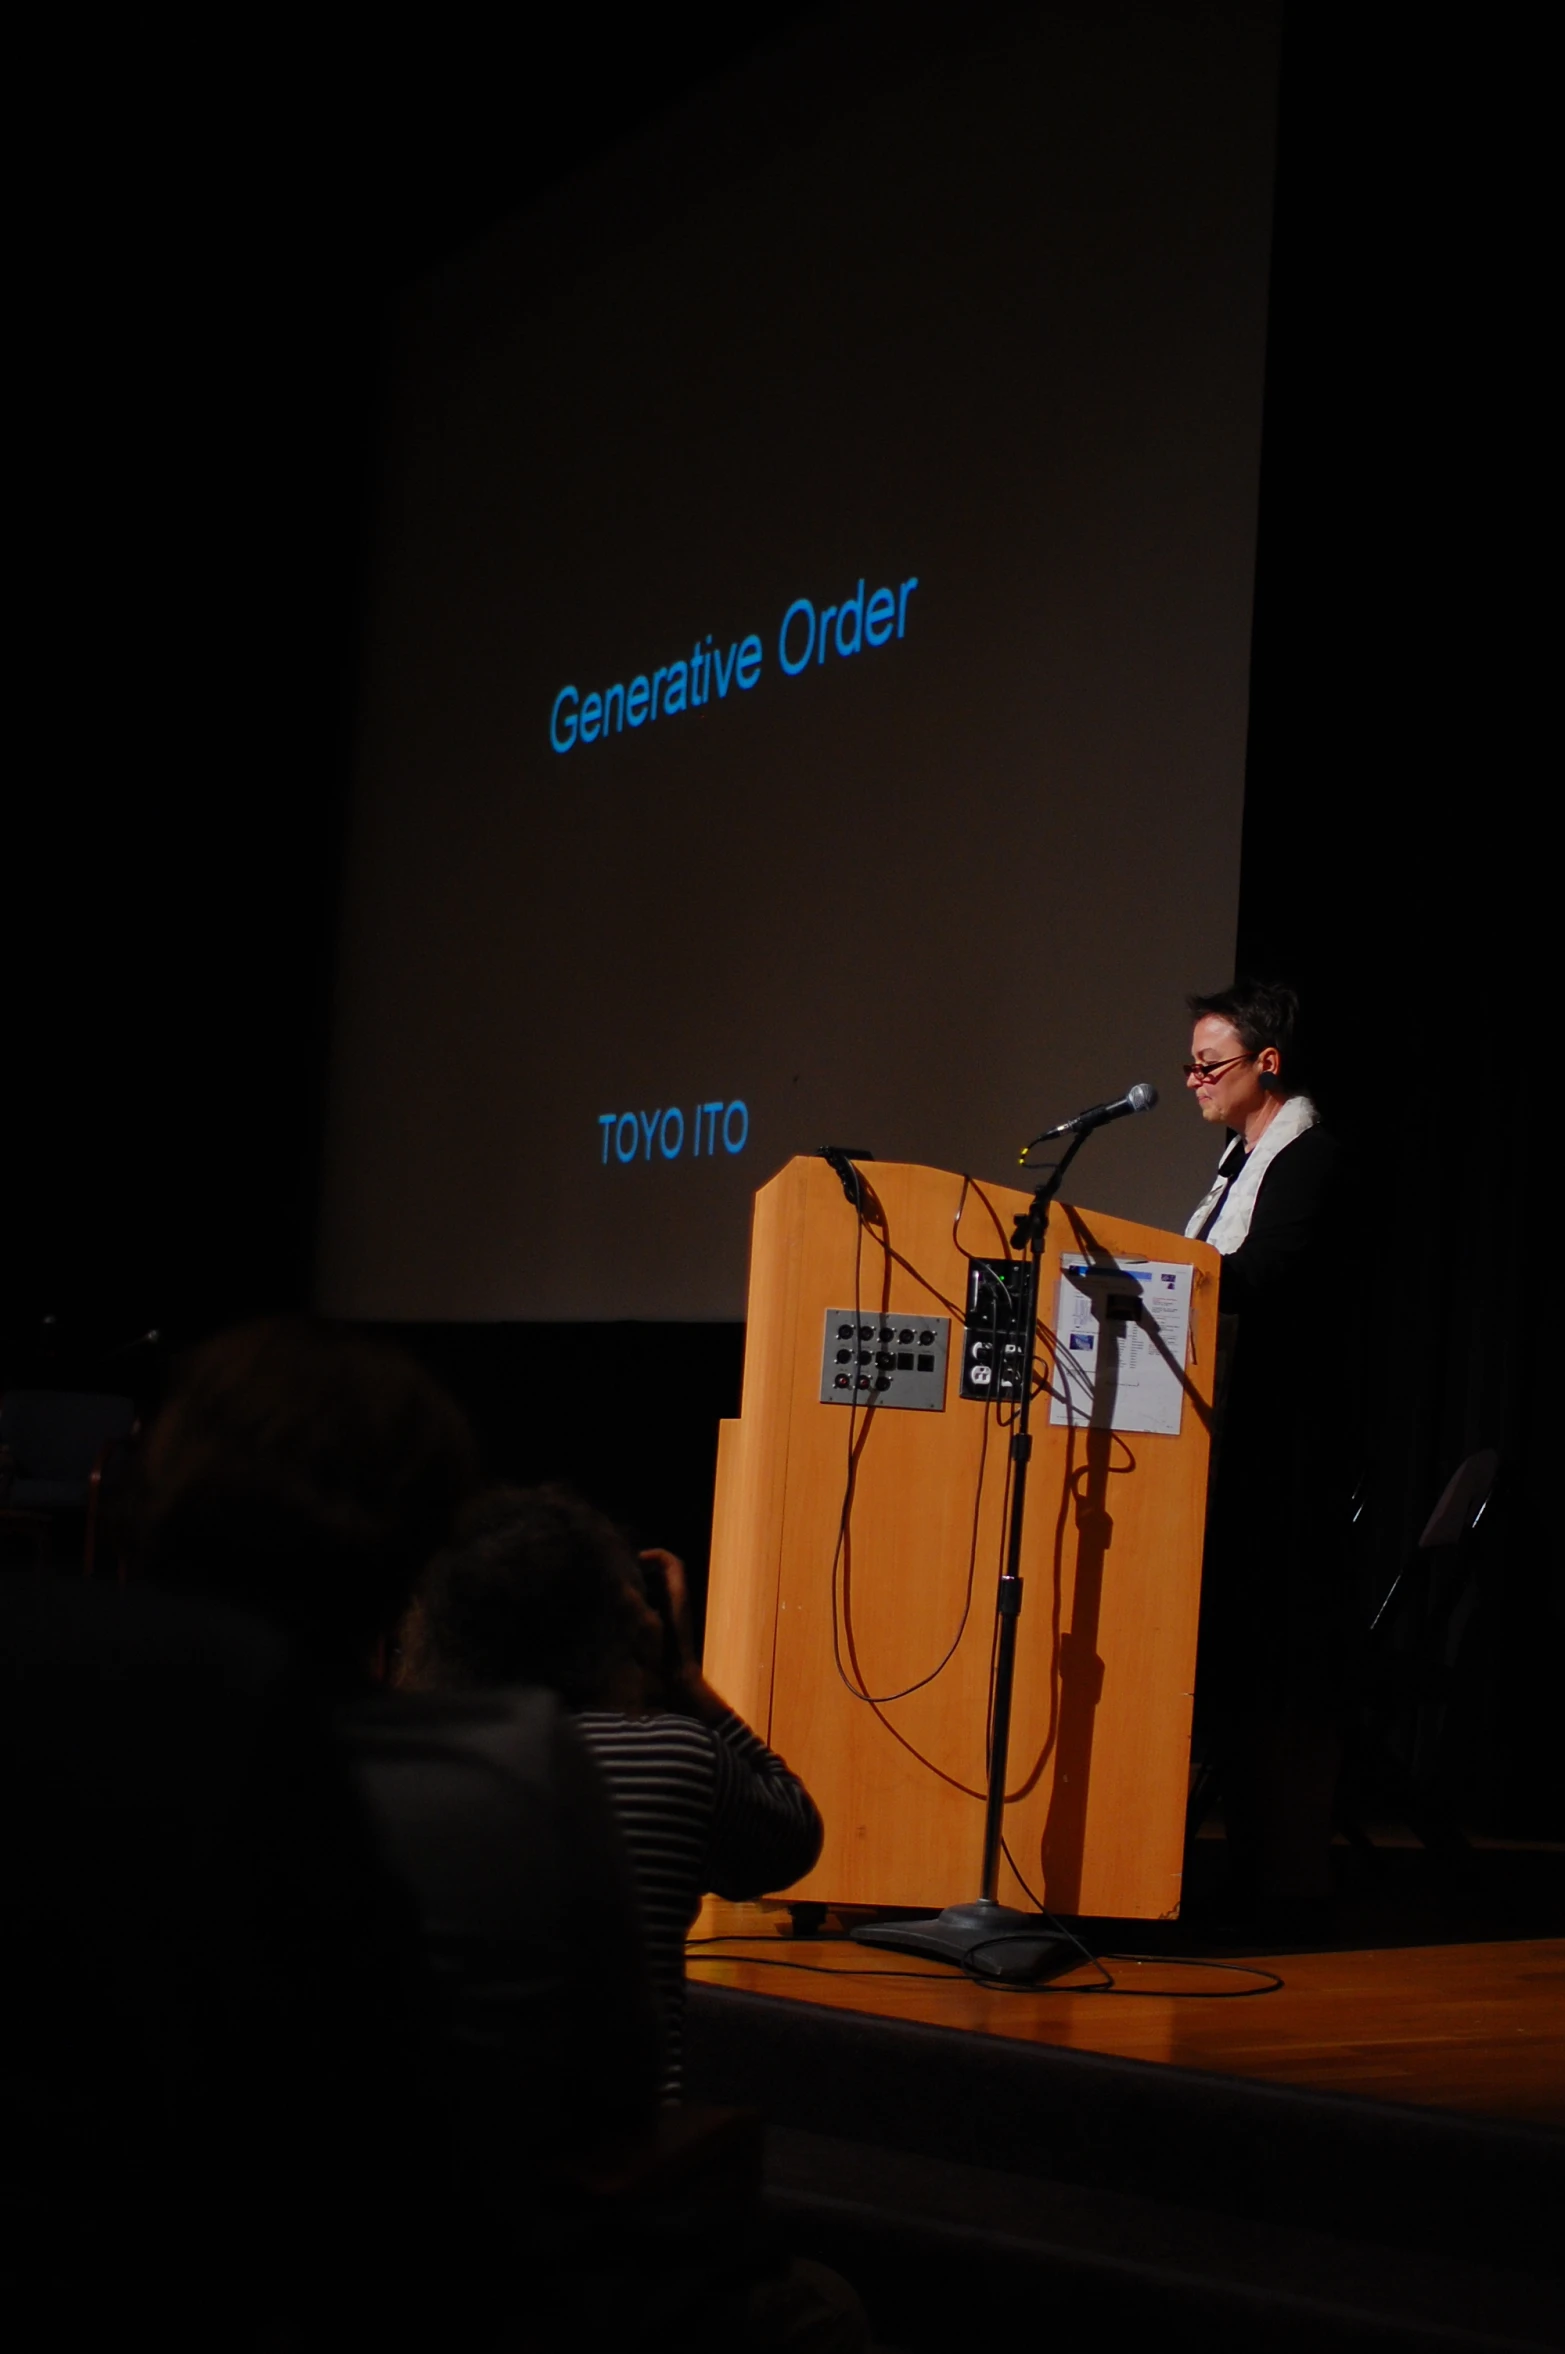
[1048,1260,1194,1437]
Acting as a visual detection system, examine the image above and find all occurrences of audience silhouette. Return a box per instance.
[6,1318,866,2349]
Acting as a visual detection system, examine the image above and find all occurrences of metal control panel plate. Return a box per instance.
[820,1309,950,1410]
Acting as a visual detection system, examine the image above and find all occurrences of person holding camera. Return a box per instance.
[399,1485,824,2100]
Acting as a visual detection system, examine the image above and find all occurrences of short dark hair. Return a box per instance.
[139,1318,478,1680]
[1186,978,1307,1085]
[403,1486,645,1708]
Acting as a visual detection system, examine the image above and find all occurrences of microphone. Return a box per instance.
[1022,1082,1158,1156]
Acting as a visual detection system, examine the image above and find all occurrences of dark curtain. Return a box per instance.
[1236,6,1554,1827]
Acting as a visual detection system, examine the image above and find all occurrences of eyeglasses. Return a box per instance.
[1181,1052,1256,1082]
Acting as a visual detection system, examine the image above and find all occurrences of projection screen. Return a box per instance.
[318,3,1281,1321]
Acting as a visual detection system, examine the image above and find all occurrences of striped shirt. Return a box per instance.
[575,1707,822,2098]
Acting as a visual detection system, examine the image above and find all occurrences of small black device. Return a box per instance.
[959,1257,1030,1402]
[818,1145,877,1210]
[637,1552,685,1700]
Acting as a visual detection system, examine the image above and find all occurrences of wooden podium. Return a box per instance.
[704,1155,1220,1921]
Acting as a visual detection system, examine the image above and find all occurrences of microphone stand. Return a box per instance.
[851,1127,1091,1980]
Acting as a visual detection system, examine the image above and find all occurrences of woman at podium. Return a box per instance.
[1182,979,1354,1923]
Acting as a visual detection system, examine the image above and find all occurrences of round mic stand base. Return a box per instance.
[851,1900,1077,1985]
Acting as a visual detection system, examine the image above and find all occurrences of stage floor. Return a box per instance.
[687,1899,1565,2128]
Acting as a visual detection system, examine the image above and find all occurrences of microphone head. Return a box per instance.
[1128,1082,1158,1113]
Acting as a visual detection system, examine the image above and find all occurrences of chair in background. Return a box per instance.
[1338,1445,1500,1862]
[1183,1468,1374,1857]
[1369,1448,1500,1635]
[0,1391,138,1571]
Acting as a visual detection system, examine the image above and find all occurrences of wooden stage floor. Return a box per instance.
[687,1898,1565,2128]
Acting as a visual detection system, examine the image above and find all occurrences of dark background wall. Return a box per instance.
[9,6,1552,1822]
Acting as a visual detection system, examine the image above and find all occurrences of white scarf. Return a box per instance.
[1184,1093,1319,1255]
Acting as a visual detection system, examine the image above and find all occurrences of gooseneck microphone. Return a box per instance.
[1021,1081,1158,1157]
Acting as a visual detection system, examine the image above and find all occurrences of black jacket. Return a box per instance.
[1211,1121,1351,1333]
[1200,1121,1359,1697]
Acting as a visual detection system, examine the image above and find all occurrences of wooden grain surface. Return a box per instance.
[704,1154,1219,1918]
[687,1899,1565,2126]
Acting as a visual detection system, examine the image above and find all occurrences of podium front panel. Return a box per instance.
[705,1155,1219,1920]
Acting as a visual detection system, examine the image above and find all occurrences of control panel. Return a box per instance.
[820,1310,950,1410]
[959,1257,1030,1403]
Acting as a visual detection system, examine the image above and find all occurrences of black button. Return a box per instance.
[896,1351,914,1369]
[874,1374,892,1390]
[835,1348,852,1363]
[837,1323,854,1339]
[876,1350,893,1368]
[919,1331,935,1347]
[916,1354,935,1373]
[898,1327,914,1344]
